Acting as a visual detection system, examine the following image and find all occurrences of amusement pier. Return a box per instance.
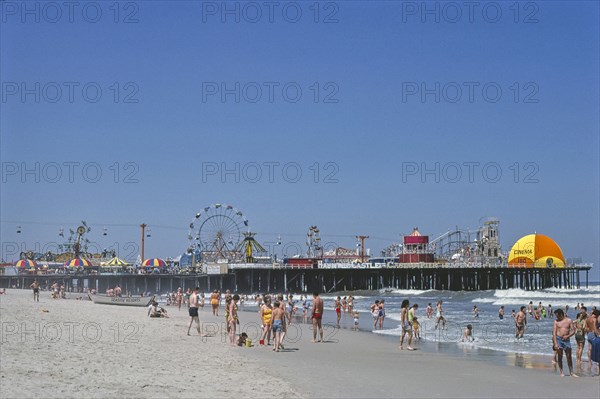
[0,206,593,294]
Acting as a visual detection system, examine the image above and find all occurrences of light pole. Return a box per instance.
[140,223,147,264]
[356,235,369,263]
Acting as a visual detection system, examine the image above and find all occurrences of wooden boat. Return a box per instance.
[89,294,154,307]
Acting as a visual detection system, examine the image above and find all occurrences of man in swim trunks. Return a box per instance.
[515,306,526,339]
[187,287,202,336]
[30,280,40,302]
[311,291,324,342]
[272,300,285,352]
[553,308,578,377]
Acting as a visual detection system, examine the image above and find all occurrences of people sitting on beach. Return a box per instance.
[462,324,474,342]
[148,301,169,318]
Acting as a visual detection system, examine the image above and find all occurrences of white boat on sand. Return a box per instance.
[89,294,154,307]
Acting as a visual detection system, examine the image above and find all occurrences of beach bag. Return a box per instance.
[591,336,600,363]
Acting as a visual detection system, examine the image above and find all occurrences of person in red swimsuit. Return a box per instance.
[311,291,324,342]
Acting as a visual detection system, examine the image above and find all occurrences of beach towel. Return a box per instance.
[591,336,600,363]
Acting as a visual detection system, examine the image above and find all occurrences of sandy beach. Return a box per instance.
[1,289,598,398]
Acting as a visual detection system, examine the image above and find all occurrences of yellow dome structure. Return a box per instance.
[508,234,565,268]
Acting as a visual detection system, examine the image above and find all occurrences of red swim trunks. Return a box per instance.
[313,313,322,320]
[336,308,341,314]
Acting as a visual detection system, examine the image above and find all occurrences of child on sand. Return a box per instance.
[353,311,359,331]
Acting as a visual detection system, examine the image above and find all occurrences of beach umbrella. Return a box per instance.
[64,258,93,268]
[105,257,130,267]
[15,259,37,268]
[142,258,167,268]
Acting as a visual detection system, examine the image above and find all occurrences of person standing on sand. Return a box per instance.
[311,292,324,343]
[228,294,240,346]
[371,300,380,330]
[348,296,354,313]
[259,297,273,345]
[277,294,287,349]
[334,296,342,327]
[272,300,285,352]
[187,287,202,336]
[585,309,599,371]
[400,299,414,351]
[553,308,578,377]
[210,290,219,316]
[573,310,587,366]
[176,288,183,310]
[30,280,40,302]
[515,306,526,340]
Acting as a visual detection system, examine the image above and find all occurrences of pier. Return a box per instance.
[0,263,592,294]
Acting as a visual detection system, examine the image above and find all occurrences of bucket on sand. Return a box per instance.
[245,339,252,348]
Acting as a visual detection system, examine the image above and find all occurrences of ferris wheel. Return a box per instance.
[187,204,249,261]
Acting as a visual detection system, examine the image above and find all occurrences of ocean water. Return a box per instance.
[318,285,600,358]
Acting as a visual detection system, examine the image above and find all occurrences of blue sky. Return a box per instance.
[1,1,598,271]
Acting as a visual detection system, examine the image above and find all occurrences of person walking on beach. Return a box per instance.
[515,306,526,340]
[187,287,202,336]
[379,300,386,329]
[553,308,578,377]
[400,299,414,351]
[30,280,40,302]
[348,296,354,313]
[311,292,324,343]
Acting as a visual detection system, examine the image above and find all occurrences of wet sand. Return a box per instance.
[1,290,598,398]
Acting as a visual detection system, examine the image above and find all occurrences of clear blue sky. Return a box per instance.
[1,1,598,272]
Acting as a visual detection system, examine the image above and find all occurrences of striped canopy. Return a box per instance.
[64,258,93,267]
[105,257,129,266]
[142,258,166,267]
[15,259,37,268]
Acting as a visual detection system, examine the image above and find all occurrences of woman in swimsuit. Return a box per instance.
[260,298,273,345]
[210,290,219,316]
[371,300,381,330]
[228,294,240,345]
[573,312,587,365]
[176,288,183,310]
[378,300,386,329]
